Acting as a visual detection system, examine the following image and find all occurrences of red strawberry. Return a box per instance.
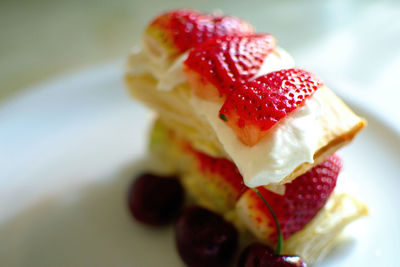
[184,34,276,101]
[236,154,341,246]
[146,9,254,58]
[184,144,247,213]
[219,68,323,146]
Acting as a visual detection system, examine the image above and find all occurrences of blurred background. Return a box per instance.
[1,0,399,107]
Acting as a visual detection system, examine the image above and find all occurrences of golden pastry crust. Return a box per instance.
[126,73,366,186]
[281,120,366,185]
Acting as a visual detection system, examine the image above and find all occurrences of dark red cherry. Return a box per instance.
[237,242,307,267]
[127,173,184,225]
[175,206,238,267]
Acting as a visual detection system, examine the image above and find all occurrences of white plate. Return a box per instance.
[0,63,399,267]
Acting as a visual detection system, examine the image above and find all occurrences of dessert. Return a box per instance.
[126,9,368,265]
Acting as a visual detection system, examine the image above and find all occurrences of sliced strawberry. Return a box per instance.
[183,144,247,213]
[184,34,276,101]
[236,154,341,245]
[146,9,254,58]
[219,68,323,146]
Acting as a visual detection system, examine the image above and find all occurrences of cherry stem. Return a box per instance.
[253,188,282,255]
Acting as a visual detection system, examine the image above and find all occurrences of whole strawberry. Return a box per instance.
[236,154,342,244]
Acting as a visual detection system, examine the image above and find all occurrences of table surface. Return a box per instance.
[1,0,399,129]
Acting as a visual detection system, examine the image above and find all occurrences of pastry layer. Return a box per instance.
[149,119,368,265]
[126,73,366,186]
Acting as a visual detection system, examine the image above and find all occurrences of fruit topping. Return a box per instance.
[127,173,184,225]
[175,206,238,267]
[184,34,276,101]
[146,9,254,57]
[237,242,307,267]
[236,154,341,243]
[219,68,323,146]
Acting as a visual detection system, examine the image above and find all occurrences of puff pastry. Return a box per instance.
[126,9,367,265]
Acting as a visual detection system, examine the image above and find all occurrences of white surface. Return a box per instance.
[0,63,399,266]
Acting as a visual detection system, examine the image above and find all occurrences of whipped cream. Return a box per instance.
[253,47,295,79]
[127,44,188,91]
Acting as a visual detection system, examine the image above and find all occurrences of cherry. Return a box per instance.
[127,173,184,225]
[237,243,307,267]
[175,206,238,267]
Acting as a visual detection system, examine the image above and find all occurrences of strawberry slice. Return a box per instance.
[236,154,341,245]
[184,144,247,213]
[219,68,323,146]
[146,9,254,58]
[184,34,276,101]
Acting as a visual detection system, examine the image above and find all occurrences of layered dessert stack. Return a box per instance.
[126,9,368,264]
